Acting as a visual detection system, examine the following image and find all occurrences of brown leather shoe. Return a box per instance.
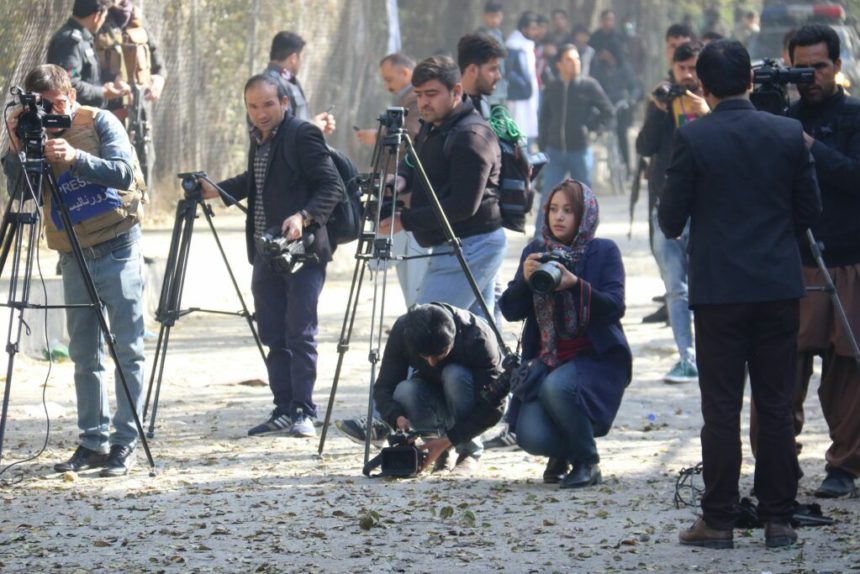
[764,522,797,548]
[678,517,734,549]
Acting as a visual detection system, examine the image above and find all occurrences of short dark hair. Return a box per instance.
[412,56,460,90]
[696,39,751,98]
[457,32,507,72]
[551,9,568,19]
[673,40,703,63]
[483,0,503,14]
[702,31,724,43]
[73,0,111,18]
[24,64,72,94]
[600,9,615,20]
[402,304,456,357]
[789,24,841,63]
[270,31,305,62]
[782,28,799,51]
[517,10,540,32]
[666,23,693,41]
[572,23,589,36]
[379,52,415,70]
[243,74,281,99]
[555,43,579,66]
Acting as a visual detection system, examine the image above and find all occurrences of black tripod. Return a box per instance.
[805,229,860,368]
[142,173,266,437]
[0,150,157,475]
[317,107,515,462]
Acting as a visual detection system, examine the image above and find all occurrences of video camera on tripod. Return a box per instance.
[8,86,71,162]
[750,59,814,116]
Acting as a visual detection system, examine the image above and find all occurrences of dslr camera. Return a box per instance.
[528,249,576,294]
[255,226,318,274]
[10,86,71,161]
[651,82,687,104]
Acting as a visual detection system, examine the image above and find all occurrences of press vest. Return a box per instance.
[45,106,145,252]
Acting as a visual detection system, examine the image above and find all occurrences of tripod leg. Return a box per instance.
[142,323,167,420]
[200,202,267,363]
[317,240,370,455]
[147,325,174,438]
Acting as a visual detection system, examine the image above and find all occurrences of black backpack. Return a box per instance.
[282,118,362,248]
[441,106,534,233]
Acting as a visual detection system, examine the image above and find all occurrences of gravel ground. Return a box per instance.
[0,192,857,573]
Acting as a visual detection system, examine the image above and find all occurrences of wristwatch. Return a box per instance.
[299,209,312,227]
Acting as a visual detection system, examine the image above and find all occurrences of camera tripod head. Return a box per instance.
[178,171,207,199]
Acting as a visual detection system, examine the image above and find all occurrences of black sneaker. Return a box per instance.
[99,445,135,477]
[814,468,858,498]
[642,304,669,324]
[335,416,391,448]
[483,428,519,451]
[53,445,108,473]
[247,411,293,436]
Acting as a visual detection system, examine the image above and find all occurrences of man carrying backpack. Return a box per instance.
[200,74,343,438]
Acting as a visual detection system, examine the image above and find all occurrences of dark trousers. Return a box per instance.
[251,257,326,418]
[694,300,801,530]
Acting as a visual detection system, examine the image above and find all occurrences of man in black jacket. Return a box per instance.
[782,24,860,499]
[373,304,504,475]
[660,39,821,549]
[380,56,506,322]
[48,0,128,107]
[537,44,613,214]
[201,75,342,438]
[635,41,708,385]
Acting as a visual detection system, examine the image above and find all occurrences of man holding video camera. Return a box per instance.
[200,74,342,438]
[372,303,504,475]
[379,56,506,322]
[781,24,860,498]
[2,64,146,477]
[635,40,709,385]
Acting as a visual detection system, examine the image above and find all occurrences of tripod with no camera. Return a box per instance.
[142,172,266,437]
[316,107,516,463]
[0,135,157,475]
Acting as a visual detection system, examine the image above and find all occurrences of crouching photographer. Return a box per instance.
[372,303,505,476]
[199,74,342,439]
[498,180,631,489]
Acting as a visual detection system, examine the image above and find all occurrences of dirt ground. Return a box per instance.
[0,193,857,573]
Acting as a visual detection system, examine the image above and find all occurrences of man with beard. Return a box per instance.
[635,41,709,385]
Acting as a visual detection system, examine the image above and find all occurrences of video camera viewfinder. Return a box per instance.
[751,59,815,116]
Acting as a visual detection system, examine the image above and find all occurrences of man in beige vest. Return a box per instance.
[3,64,146,477]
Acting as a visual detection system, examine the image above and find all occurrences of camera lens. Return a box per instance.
[528,263,562,294]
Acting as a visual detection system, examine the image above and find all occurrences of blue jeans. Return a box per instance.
[252,258,326,418]
[535,146,594,238]
[416,228,506,323]
[391,364,483,458]
[515,360,599,465]
[651,208,694,362]
[60,225,145,451]
[392,230,430,307]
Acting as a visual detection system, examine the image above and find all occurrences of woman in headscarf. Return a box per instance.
[499,179,632,488]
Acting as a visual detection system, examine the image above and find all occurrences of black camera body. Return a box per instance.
[178,171,207,198]
[528,249,576,294]
[10,86,71,162]
[378,430,427,478]
[751,59,815,116]
[255,226,318,274]
[378,106,407,131]
[651,82,688,104]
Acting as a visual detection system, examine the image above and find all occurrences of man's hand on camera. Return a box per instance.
[419,437,452,473]
[312,112,336,135]
[199,178,219,200]
[355,129,377,147]
[378,213,403,235]
[396,416,411,431]
[686,91,710,117]
[5,106,24,153]
[281,213,304,241]
[145,75,165,102]
[44,138,77,166]
[649,82,671,112]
